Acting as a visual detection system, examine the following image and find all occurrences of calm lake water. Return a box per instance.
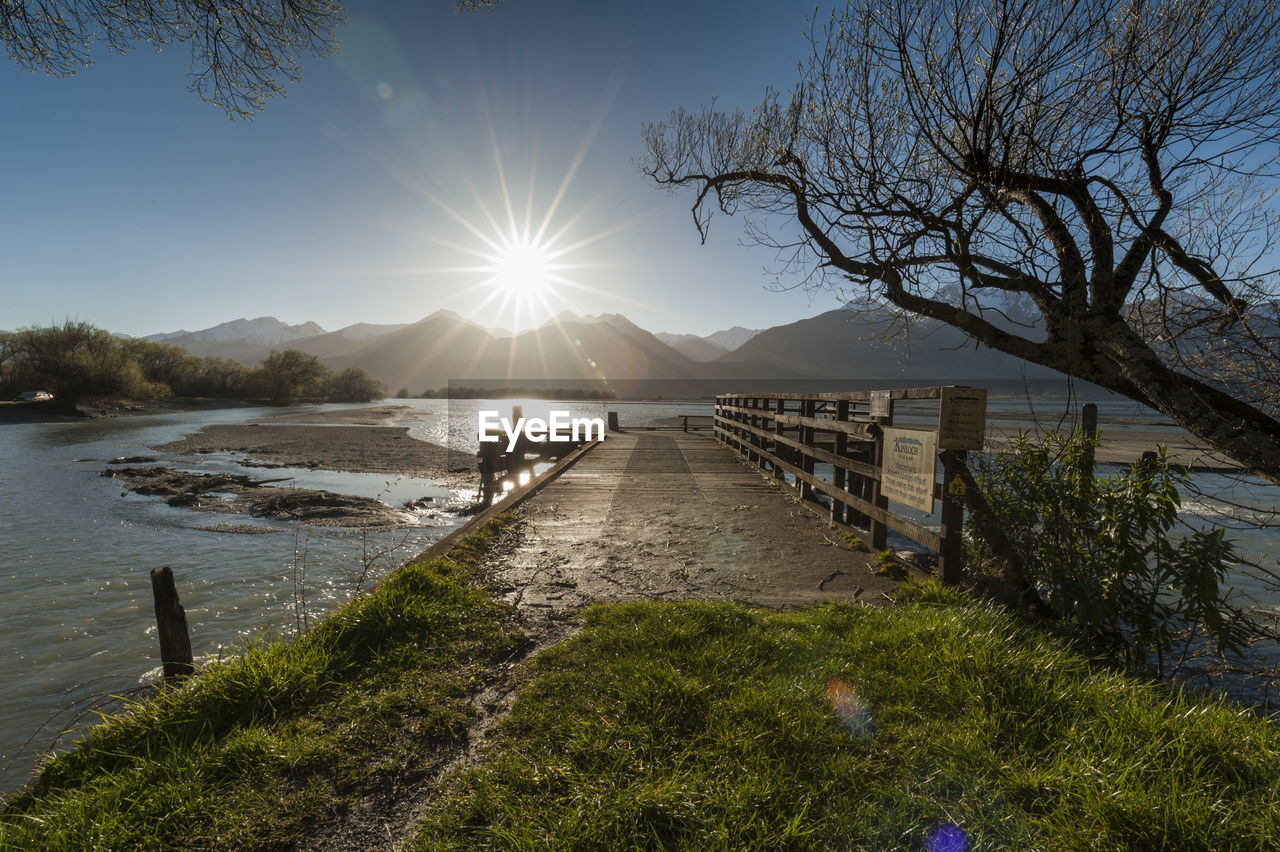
[1,395,1276,792]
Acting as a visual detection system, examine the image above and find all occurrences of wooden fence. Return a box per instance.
[714,387,987,583]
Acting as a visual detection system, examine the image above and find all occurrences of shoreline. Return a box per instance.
[0,397,258,424]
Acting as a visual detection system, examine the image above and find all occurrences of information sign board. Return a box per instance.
[938,387,988,450]
[880,427,937,512]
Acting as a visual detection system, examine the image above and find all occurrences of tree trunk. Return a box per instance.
[1082,321,1280,483]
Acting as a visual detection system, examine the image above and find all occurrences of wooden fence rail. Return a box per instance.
[714,387,986,583]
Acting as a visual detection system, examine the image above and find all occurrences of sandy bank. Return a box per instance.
[155,422,468,478]
[988,425,1243,471]
[252,405,422,426]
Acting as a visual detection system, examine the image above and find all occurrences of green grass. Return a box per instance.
[0,517,525,851]
[411,583,1280,851]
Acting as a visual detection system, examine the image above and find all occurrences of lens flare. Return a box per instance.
[925,824,969,852]
[825,677,875,739]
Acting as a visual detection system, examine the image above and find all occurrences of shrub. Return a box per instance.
[970,431,1252,673]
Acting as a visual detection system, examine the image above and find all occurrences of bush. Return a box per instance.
[9,321,169,406]
[970,431,1252,673]
[326,367,385,402]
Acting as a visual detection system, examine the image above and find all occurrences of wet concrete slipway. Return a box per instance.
[476,430,895,615]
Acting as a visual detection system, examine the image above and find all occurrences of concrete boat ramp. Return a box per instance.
[475,431,899,613]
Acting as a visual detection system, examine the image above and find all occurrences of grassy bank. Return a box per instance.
[0,517,525,850]
[4,544,1279,850]
[411,585,1280,851]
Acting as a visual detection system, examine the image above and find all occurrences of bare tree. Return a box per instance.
[1,1,503,118]
[641,0,1280,483]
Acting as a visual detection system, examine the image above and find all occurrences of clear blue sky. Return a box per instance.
[0,0,845,338]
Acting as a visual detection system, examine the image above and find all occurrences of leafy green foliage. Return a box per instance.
[971,431,1251,671]
[4,321,169,406]
[1,323,387,405]
[324,366,385,403]
[254,349,327,404]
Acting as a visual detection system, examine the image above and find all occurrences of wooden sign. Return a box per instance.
[881,427,937,512]
[938,386,988,450]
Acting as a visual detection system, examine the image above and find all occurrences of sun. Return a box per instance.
[492,237,554,298]
[401,127,647,333]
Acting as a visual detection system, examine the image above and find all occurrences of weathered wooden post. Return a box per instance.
[1079,402,1099,493]
[935,386,988,585]
[478,441,498,507]
[868,392,893,550]
[800,398,816,501]
[939,451,967,585]
[682,415,688,433]
[831,399,850,526]
[607,411,620,432]
[1081,402,1098,439]
[773,397,785,481]
[150,567,194,681]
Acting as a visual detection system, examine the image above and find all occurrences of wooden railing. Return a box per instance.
[714,387,986,583]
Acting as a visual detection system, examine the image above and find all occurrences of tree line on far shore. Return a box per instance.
[0,321,384,410]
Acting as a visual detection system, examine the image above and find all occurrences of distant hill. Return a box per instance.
[704,326,761,351]
[326,312,715,394]
[325,312,499,391]
[148,317,324,348]
[716,308,1059,382]
[334,322,411,341]
[142,307,1072,395]
[655,326,763,361]
[654,332,729,362]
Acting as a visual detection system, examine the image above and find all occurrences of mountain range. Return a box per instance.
[144,308,1063,395]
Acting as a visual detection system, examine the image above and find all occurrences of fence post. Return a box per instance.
[478,442,498,506]
[150,566,194,681]
[800,398,816,500]
[831,399,849,526]
[868,397,893,549]
[772,398,785,481]
[749,397,761,464]
[1079,402,1098,494]
[939,451,967,585]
